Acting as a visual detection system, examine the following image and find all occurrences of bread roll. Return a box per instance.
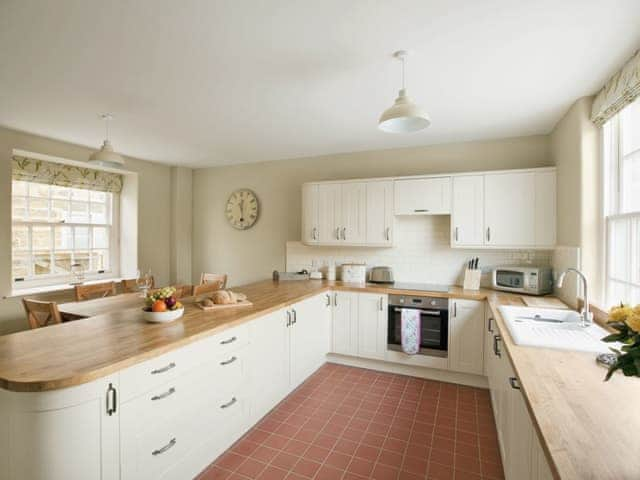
[212,290,232,305]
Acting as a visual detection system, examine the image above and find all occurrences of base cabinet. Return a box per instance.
[331,291,359,356]
[356,293,388,360]
[448,299,484,374]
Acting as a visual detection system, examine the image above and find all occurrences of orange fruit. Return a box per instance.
[152,300,167,312]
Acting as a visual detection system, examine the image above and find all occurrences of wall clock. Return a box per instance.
[225,189,259,230]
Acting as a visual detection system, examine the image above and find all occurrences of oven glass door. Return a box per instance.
[387,306,448,354]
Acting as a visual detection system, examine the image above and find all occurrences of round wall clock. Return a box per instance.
[225,189,259,230]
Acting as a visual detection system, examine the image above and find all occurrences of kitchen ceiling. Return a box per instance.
[1,0,640,168]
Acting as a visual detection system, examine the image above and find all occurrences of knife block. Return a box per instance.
[463,268,482,290]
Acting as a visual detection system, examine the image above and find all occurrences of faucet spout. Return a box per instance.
[556,268,592,327]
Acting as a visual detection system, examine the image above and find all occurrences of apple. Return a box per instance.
[165,296,177,308]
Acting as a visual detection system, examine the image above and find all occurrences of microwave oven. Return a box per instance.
[491,266,553,295]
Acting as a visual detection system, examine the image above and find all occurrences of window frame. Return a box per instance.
[11,181,120,289]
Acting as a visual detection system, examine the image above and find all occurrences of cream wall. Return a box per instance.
[0,126,175,334]
[192,135,552,287]
[549,96,602,305]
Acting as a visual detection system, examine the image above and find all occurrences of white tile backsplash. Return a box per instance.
[286,216,552,286]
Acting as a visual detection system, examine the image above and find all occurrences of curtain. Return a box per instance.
[591,49,640,126]
[12,155,123,193]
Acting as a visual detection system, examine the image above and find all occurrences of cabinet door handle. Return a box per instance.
[151,387,176,401]
[453,302,457,317]
[455,227,459,242]
[152,438,176,456]
[220,336,237,345]
[509,377,521,390]
[493,334,502,358]
[286,310,291,327]
[414,209,429,213]
[342,227,347,240]
[486,227,491,242]
[106,383,117,416]
[379,297,384,311]
[335,227,340,240]
[385,227,391,241]
[151,362,176,375]
[487,317,494,333]
[312,227,318,240]
[325,294,331,307]
[220,397,237,409]
[333,292,338,306]
[292,308,297,324]
[220,356,237,366]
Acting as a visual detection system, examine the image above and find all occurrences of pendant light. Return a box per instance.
[89,113,125,167]
[378,50,431,133]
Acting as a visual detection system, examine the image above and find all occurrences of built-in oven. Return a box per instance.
[387,294,448,358]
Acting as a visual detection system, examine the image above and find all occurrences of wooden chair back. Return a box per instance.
[22,299,63,329]
[74,281,117,301]
[192,282,222,297]
[121,276,155,293]
[173,285,193,298]
[200,273,227,289]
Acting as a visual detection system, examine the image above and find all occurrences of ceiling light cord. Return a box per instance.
[401,55,406,90]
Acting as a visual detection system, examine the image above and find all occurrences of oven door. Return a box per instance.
[387,306,448,357]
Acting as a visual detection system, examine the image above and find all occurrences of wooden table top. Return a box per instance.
[59,292,146,318]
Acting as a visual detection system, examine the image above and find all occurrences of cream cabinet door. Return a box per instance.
[451,175,484,246]
[393,177,451,215]
[531,432,554,480]
[357,293,388,360]
[505,373,533,480]
[484,172,536,246]
[534,171,556,247]
[318,183,341,244]
[341,182,366,244]
[448,299,485,375]
[331,291,358,356]
[366,181,394,246]
[301,184,319,244]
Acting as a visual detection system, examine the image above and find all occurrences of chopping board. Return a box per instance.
[520,296,568,309]
[196,300,253,311]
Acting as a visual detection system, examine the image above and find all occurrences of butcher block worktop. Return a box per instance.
[1,278,639,479]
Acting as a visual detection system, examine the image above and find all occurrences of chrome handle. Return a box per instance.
[487,317,494,333]
[335,227,340,240]
[325,294,331,306]
[414,209,429,213]
[379,296,384,311]
[493,334,502,358]
[292,308,297,324]
[151,387,176,401]
[385,227,391,241]
[453,302,457,317]
[220,356,237,366]
[342,227,347,240]
[286,310,291,327]
[509,377,521,390]
[152,438,176,456]
[393,308,441,316]
[455,227,459,242]
[486,227,491,242]
[312,227,318,240]
[221,397,237,409]
[151,362,176,375]
[333,292,337,306]
[220,336,237,345]
[106,383,117,416]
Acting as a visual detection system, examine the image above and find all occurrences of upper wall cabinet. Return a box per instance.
[450,168,556,249]
[394,177,451,215]
[302,181,393,247]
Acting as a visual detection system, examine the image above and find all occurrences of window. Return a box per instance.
[11,181,117,287]
[603,98,640,306]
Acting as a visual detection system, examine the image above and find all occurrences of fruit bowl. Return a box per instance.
[142,307,184,323]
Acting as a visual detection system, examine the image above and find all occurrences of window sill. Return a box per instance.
[4,277,124,299]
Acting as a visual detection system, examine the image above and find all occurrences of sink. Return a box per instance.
[498,306,613,353]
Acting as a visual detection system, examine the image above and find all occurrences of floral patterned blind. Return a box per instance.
[12,155,123,194]
[591,49,640,126]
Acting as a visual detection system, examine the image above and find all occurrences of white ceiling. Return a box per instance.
[1,1,640,168]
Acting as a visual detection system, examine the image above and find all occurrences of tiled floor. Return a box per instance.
[198,364,504,480]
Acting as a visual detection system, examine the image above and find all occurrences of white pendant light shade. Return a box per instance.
[378,88,431,133]
[89,114,125,167]
[378,51,430,134]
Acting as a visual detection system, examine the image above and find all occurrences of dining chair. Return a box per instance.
[200,273,227,289]
[173,284,193,298]
[192,282,222,297]
[22,299,63,329]
[121,276,155,293]
[74,281,117,301]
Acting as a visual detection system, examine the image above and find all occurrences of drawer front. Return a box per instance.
[120,324,248,402]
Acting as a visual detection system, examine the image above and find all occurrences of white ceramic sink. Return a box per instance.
[498,306,613,353]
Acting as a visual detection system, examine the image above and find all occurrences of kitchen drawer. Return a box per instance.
[120,324,248,402]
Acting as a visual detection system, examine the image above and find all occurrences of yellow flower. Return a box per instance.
[633,305,640,316]
[625,313,640,333]
[609,305,633,323]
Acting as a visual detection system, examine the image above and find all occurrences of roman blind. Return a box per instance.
[12,155,123,193]
[591,49,640,126]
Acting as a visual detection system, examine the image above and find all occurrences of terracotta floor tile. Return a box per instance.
[315,465,345,480]
[257,466,289,480]
[304,444,331,463]
[371,462,399,480]
[236,458,267,478]
[271,452,299,470]
[199,466,232,480]
[253,445,280,464]
[427,461,454,480]
[325,451,352,470]
[291,459,322,478]
[377,449,403,467]
[347,457,375,477]
[217,452,246,471]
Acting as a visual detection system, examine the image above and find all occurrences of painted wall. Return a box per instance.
[549,96,602,305]
[192,135,552,287]
[0,126,174,334]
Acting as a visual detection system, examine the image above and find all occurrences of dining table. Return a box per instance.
[58,292,147,320]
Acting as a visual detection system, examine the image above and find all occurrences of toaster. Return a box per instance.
[340,263,367,283]
[369,266,395,284]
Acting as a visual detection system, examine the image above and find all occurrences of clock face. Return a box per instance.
[225,189,259,230]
